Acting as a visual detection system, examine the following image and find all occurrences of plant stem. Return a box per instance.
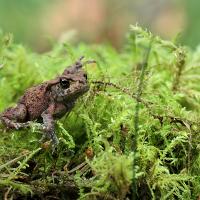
[132,38,153,199]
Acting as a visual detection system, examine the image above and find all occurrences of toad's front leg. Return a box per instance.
[41,104,59,149]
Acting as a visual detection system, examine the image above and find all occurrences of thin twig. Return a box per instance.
[91,80,150,106]
[67,161,87,174]
[91,81,199,129]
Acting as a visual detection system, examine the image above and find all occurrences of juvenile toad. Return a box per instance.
[0,56,95,149]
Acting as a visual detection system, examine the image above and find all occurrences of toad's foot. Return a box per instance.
[40,129,59,154]
[1,117,31,130]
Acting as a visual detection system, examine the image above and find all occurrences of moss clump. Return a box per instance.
[0,25,200,199]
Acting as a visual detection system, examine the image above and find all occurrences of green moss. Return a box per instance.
[0,25,200,199]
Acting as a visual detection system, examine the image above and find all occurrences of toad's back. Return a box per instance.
[19,83,51,120]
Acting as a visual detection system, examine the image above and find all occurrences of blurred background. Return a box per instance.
[0,0,198,52]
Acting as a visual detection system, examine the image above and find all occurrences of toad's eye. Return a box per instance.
[83,73,87,80]
[60,78,70,89]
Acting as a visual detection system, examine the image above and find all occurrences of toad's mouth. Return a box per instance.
[63,84,89,100]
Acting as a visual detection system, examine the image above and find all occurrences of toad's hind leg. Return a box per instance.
[1,104,29,130]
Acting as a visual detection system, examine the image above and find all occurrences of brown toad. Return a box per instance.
[0,56,95,149]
